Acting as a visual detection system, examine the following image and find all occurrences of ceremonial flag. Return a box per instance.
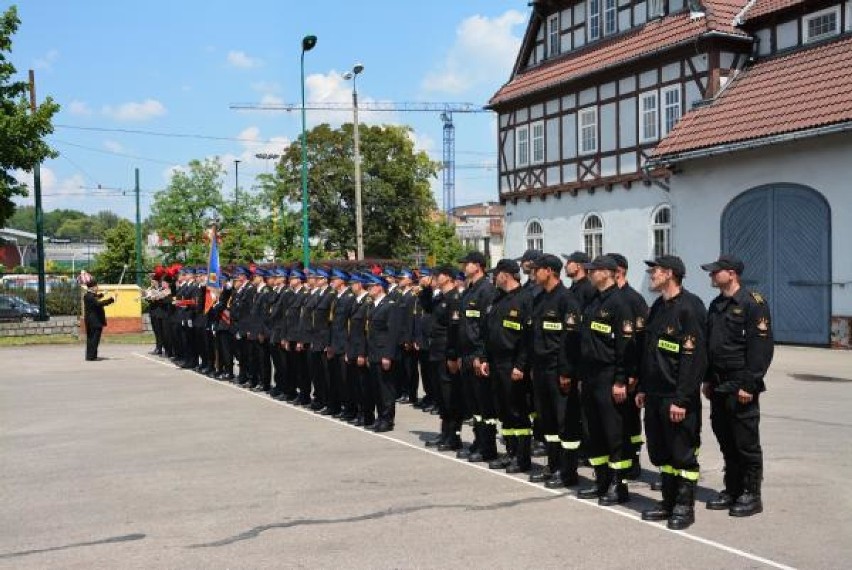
[204,227,221,313]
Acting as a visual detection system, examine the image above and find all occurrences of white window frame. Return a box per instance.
[639,91,659,143]
[661,85,682,137]
[516,124,530,168]
[578,106,598,155]
[526,220,544,251]
[803,6,841,43]
[588,0,601,41]
[531,120,545,165]
[547,14,560,57]
[582,214,604,259]
[651,205,672,257]
[604,0,618,36]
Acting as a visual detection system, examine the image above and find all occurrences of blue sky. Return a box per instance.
[8,0,531,221]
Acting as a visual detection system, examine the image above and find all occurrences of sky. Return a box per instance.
[7,0,531,222]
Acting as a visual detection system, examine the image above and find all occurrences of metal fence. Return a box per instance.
[0,274,82,317]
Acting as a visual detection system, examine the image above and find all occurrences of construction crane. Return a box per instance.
[230,101,490,214]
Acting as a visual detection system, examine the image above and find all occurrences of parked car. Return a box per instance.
[0,295,45,322]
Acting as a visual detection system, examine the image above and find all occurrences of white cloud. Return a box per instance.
[102,99,167,121]
[34,49,59,71]
[68,100,92,116]
[304,70,398,126]
[422,10,526,95]
[227,50,263,69]
[13,167,87,209]
[104,140,125,153]
[408,131,436,155]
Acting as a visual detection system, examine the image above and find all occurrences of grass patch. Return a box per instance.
[0,332,154,347]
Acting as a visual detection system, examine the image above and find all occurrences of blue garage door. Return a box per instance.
[721,184,831,345]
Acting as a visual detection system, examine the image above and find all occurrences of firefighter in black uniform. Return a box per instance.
[246,269,273,391]
[209,272,234,380]
[516,249,546,458]
[345,273,373,427]
[526,254,582,486]
[413,268,436,412]
[396,269,418,404]
[480,259,534,473]
[286,269,311,405]
[366,274,400,432]
[702,254,774,517]
[608,252,650,480]
[420,265,463,450]
[577,255,636,505]
[636,255,707,530]
[451,251,498,461]
[328,269,355,418]
[230,267,255,386]
[267,268,290,398]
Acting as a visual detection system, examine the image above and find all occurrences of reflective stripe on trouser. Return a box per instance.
[661,464,700,481]
[644,394,701,478]
[561,439,581,450]
[588,455,609,467]
[491,358,531,437]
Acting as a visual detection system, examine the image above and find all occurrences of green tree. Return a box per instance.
[0,6,60,227]
[273,123,439,259]
[90,219,143,282]
[149,158,224,264]
[421,217,466,265]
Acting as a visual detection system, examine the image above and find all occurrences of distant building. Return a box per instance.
[450,202,505,262]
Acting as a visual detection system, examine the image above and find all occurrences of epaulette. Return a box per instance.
[750,291,765,304]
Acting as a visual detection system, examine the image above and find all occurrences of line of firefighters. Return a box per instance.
[144,249,773,531]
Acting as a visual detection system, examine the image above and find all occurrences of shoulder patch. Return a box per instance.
[751,291,765,304]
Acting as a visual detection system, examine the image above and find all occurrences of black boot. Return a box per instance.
[599,468,629,506]
[531,439,547,457]
[625,452,642,481]
[507,435,532,474]
[729,471,763,517]
[470,423,498,462]
[668,479,696,530]
[488,435,515,469]
[642,472,677,521]
[458,422,482,460]
[547,447,579,488]
[577,466,609,499]
[438,422,462,452]
[707,466,743,510]
[425,420,448,448]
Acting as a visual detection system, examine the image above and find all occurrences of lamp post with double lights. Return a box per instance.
[343,63,365,260]
[300,34,317,268]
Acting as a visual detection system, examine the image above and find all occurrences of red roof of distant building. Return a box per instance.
[740,0,809,21]
[652,35,852,158]
[489,2,748,107]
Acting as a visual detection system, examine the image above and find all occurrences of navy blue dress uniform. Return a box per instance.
[309,269,336,412]
[145,278,167,355]
[420,265,463,450]
[327,269,356,417]
[395,269,419,404]
[345,274,373,427]
[366,274,400,432]
[229,268,256,386]
[525,254,583,487]
[452,251,498,461]
[576,256,637,505]
[638,256,707,530]
[608,252,651,479]
[245,270,273,391]
[83,282,115,361]
[208,276,235,380]
[268,268,294,399]
[481,259,534,473]
[285,270,312,405]
[702,255,774,517]
[414,268,436,411]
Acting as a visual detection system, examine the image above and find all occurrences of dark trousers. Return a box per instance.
[645,395,701,478]
[252,340,271,389]
[290,348,310,400]
[182,325,197,366]
[625,392,644,454]
[711,391,763,491]
[402,348,419,400]
[327,353,345,413]
[460,358,480,420]
[371,361,396,423]
[270,341,287,393]
[492,359,531,434]
[235,335,251,381]
[419,349,435,403]
[85,326,102,360]
[350,361,373,424]
[151,315,164,351]
[169,319,184,359]
[434,359,463,434]
[216,331,234,373]
[309,350,328,406]
[581,374,632,472]
[532,365,582,451]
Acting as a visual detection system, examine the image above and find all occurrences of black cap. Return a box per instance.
[458,250,487,268]
[434,264,456,278]
[491,258,520,275]
[584,255,618,271]
[531,253,562,273]
[607,252,628,270]
[645,255,687,278]
[701,254,744,275]
[87,280,98,288]
[561,251,591,264]
[516,249,542,263]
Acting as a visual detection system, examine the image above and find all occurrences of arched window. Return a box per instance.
[526,220,543,251]
[652,205,672,257]
[583,214,603,258]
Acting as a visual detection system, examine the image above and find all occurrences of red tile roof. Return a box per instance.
[740,0,809,22]
[652,35,852,158]
[489,2,749,107]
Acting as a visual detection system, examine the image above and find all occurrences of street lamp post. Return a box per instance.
[234,159,241,207]
[343,63,365,260]
[300,34,317,268]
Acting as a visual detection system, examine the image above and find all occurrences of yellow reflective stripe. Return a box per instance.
[660,465,677,475]
[502,319,521,331]
[515,428,533,436]
[679,470,700,481]
[465,309,481,318]
[609,459,634,470]
[658,339,680,353]
[542,321,563,331]
[694,447,701,457]
[630,435,644,444]
[501,428,516,436]
[589,455,610,466]
[544,434,561,443]
[590,321,612,334]
[561,440,581,450]
[484,418,499,425]
[529,412,539,420]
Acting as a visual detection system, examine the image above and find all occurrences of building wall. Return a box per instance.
[670,132,852,316]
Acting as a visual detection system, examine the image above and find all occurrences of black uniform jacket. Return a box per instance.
[483,285,531,371]
[346,291,371,360]
[330,288,356,356]
[366,294,400,363]
[529,281,580,378]
[579,284,634,385]
[453,275,496,360]
[421,286,460,362]
[84,291,114,328]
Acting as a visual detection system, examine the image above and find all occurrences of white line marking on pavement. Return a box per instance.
[133,353,796,570]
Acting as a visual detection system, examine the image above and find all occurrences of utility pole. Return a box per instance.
[234,159,241,260]
[28,70,47,321]
[134,168,142,287]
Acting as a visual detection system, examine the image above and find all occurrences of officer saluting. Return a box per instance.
[702,255,774,517]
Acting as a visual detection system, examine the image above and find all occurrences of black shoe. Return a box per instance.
[285,393,299,403]
[319,408,336,416]
[599,481,629,506]
[467,451,496,463]
[729,492,762,517]
[545,471,579,489]
[456,447,472,460]
[650,479,663,491]
[668,505,696,529]
[331,411,344,419]
[531,441,547,458]
[396,396,411,404]
[529,467,553,484]
[437,439,462,452]
[373,421,394,433]
[505,458,531,474]
[430,408,440,415]
[425,435,445,448]
[309,401,324,411]
[642,502,673,521]
[706,490,737,510]
[412,399,425,409]
[363,422,376,430]
[488,456,511,470]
